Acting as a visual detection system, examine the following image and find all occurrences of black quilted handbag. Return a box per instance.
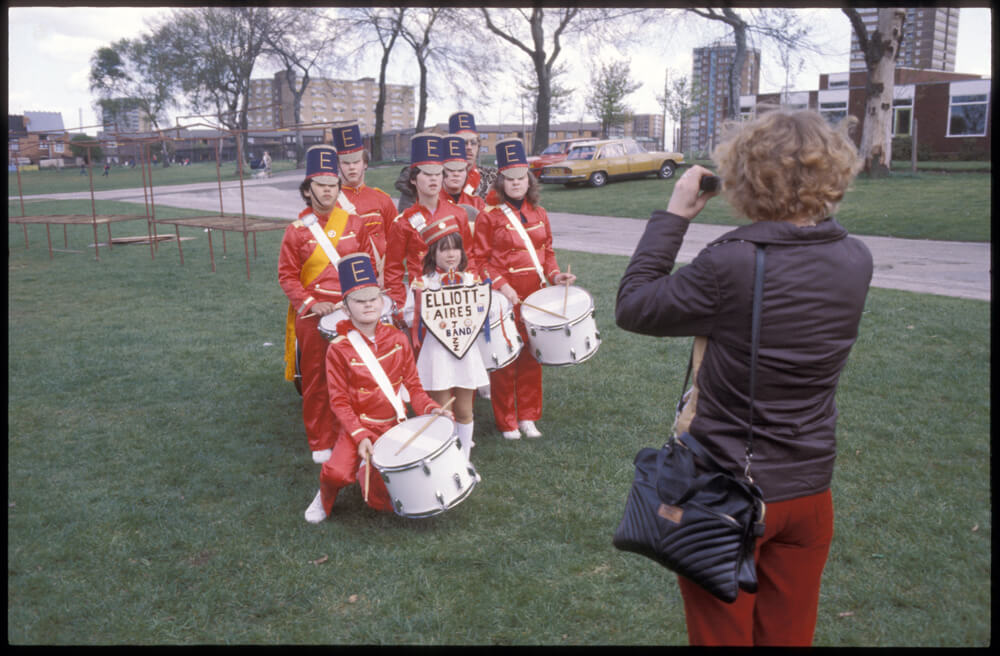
[613,245,768,604]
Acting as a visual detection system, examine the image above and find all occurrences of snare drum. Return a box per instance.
[371,415,479,518]
[520,285,600,366]
[317,293,396,341]
[475,292,522,371]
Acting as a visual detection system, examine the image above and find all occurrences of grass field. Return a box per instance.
[7,219,990,645]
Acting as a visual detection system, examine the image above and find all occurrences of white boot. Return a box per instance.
[304,490,327,524]
[456,421,475,460]
[312,448,332,464]
[518,420,542,438]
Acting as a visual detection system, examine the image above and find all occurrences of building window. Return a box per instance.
[948,93,989,137]
[892,98,912,136]
[818,102,847,124]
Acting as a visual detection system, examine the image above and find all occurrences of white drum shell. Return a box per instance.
[521,285,601,366]
[474,293,523,371]
[371,415,478,518]
[318,293,396,341]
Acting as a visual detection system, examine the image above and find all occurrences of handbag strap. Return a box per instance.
[744,245,766,483]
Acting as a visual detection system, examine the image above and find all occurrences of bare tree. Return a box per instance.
[398,7,446,132]
[342,7,406,160]
[517,60,575,127]
[686,8,816,119]
[586,60,642,139]
[479,7,647,154]
[262,8,342,167]
[657,71,703,153]
[844,7,907,176]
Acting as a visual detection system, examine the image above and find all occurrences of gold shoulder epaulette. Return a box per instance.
[484,205,498,212]
[292,219,304,228]
[331,335,347,345]
[411,279,426,291]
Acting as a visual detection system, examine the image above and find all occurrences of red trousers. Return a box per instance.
[488,311,542,431]
[296,313,340,453]
[678,488,834,646]
[318,430,394,515]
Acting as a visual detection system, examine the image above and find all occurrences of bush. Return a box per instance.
[892,136,932,162]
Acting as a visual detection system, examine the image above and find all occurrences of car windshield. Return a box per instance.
[540,142,567,155]
[567,146,595,160]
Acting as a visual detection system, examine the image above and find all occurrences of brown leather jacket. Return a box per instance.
[616,211,873,502]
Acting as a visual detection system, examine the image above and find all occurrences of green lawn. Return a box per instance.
[7,220,991,645]
[10,159,990,243]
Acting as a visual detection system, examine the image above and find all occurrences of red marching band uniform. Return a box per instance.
[383,133,475,308]
[278,145,376,458]
[469,139,563,434]
[331,123,396,275]
[317,254,441,515]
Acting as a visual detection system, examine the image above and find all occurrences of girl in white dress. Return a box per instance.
[403,218,490,459]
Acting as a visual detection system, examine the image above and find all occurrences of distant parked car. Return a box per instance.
[526,137,594,173]
[538,138,684,188]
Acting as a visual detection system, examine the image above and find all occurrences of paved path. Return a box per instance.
[12,171,991,301]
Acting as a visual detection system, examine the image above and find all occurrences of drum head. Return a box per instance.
[521,285,591,327]
[372,415,457,469]
[319,309,348,334]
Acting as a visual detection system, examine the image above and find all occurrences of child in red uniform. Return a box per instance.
[469,139,576,440]
[332,122,396,279]
[278,145,377,464]
[449,111,497,199]
[384,133,473,308]
[304,253,452,523]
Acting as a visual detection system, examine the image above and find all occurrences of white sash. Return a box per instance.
[463,182,476,196]
[346,330,407,422]
[337,191,357,214]
[499,203,547,286]
[302,212,342,266]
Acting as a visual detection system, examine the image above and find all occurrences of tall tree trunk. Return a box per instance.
[725,9,748,120]
[415,58,428,132]
[533,55,551,154]
[859,8,906,177]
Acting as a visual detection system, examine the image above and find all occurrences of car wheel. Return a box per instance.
[658,161,676,179]
[588,171,608,188]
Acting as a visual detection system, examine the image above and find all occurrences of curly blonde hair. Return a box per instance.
[712,109,862,223]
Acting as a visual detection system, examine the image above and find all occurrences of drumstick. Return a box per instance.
[363,449,371,503]
[520,301,568,321]
[562,263,571,315]
[393,396,455,456]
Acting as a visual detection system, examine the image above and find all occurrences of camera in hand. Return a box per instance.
[699,175,721,193]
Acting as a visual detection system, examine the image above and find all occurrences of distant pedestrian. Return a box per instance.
[102,163,110,177]
[79,164,86,176]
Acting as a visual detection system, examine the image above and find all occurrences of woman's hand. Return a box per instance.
[499,283,519,307]
[666,164,720,221]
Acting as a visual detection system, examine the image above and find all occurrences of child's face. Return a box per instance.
[344,289,384,325]
[415,169,442,199]
[435,244,463,272]
[308,180,340,214]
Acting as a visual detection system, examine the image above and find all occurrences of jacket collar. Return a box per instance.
[709,217,849,248]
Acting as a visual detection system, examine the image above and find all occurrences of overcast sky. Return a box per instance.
[7,6,993,135]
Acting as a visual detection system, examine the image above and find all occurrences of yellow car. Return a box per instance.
[538,138,684,188]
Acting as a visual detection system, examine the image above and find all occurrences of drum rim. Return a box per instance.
[521,285,594,327]
[372,418,458,470]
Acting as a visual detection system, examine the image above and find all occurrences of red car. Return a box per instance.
[527,138,594,172]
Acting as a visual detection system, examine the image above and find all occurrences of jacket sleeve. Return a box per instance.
[469,210,507,290]
[277,227,316,314]
[384,218,410,306]
[537,207,560,283]
[325,344,378,446]
[615,210,719,337]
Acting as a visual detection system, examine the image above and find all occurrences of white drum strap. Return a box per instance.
[337,192,357,214]
[347,330,407,422]
[302,213,341,266]
[463,182,476,196]
[499,204,547,286]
